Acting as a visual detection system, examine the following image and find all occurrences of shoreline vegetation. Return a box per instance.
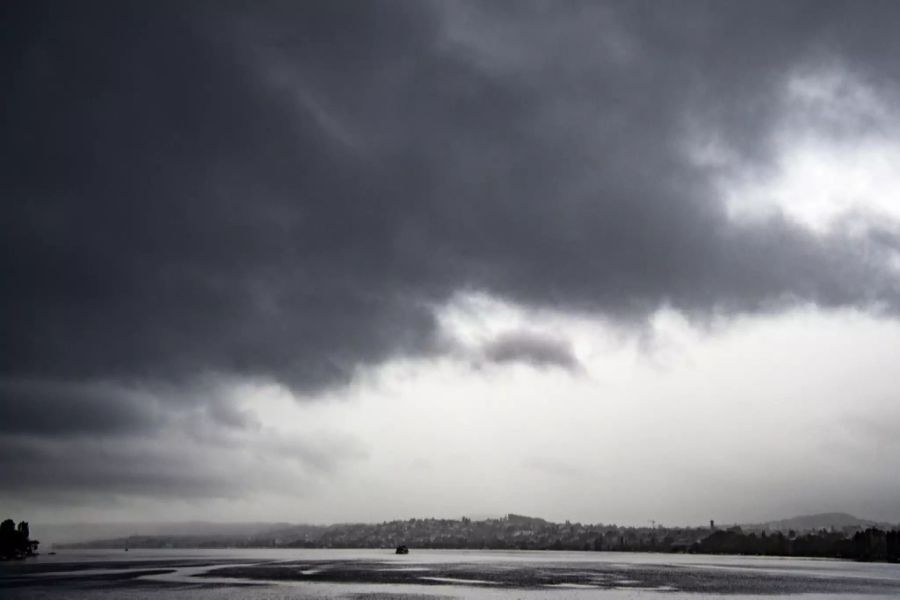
[0,518,39,560]
[56,513,900,563]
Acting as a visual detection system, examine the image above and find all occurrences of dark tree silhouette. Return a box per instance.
[692,526,900,562]
[0,518,38,559]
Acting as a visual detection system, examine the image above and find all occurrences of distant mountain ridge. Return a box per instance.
[745,512,893,533]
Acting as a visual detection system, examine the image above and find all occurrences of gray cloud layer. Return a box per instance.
[481,331,580,371]
[3,1,900,502]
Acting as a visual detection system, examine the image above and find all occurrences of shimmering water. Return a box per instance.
[2,548,900,598]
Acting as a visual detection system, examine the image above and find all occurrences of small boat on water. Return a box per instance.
[395,544,409,554]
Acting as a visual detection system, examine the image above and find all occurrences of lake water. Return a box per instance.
[2,548,900,598]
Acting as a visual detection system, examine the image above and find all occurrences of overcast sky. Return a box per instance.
[4,1,900,529]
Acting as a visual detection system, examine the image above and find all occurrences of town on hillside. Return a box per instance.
[57,513,900,562]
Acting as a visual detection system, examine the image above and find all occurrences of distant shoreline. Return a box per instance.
[54,513,900,563]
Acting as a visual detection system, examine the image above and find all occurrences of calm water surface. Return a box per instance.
[2,548,900,599]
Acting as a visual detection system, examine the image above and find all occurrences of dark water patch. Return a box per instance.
[198,560,900,594]
[0,568,176,588]
[347,594,456,600]
[0,557,250,575]
[4,550,900,596]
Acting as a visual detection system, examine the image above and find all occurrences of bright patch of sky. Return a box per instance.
[201,297,900,527]
[702,66,900,233]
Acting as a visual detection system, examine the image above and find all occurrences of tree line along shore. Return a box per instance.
[0,519,38,560]
[55,513,900,563]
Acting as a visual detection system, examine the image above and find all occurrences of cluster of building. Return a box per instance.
[289,514,710,552]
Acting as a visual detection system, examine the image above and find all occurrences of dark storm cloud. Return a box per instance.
[0,423,366,499]
[0,436,238,498]
[0,380,161,436]
[3,1,900,496]
[481,331,579,371]
[2,1,442,393]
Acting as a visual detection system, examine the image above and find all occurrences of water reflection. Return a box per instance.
[2,548,900,598]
